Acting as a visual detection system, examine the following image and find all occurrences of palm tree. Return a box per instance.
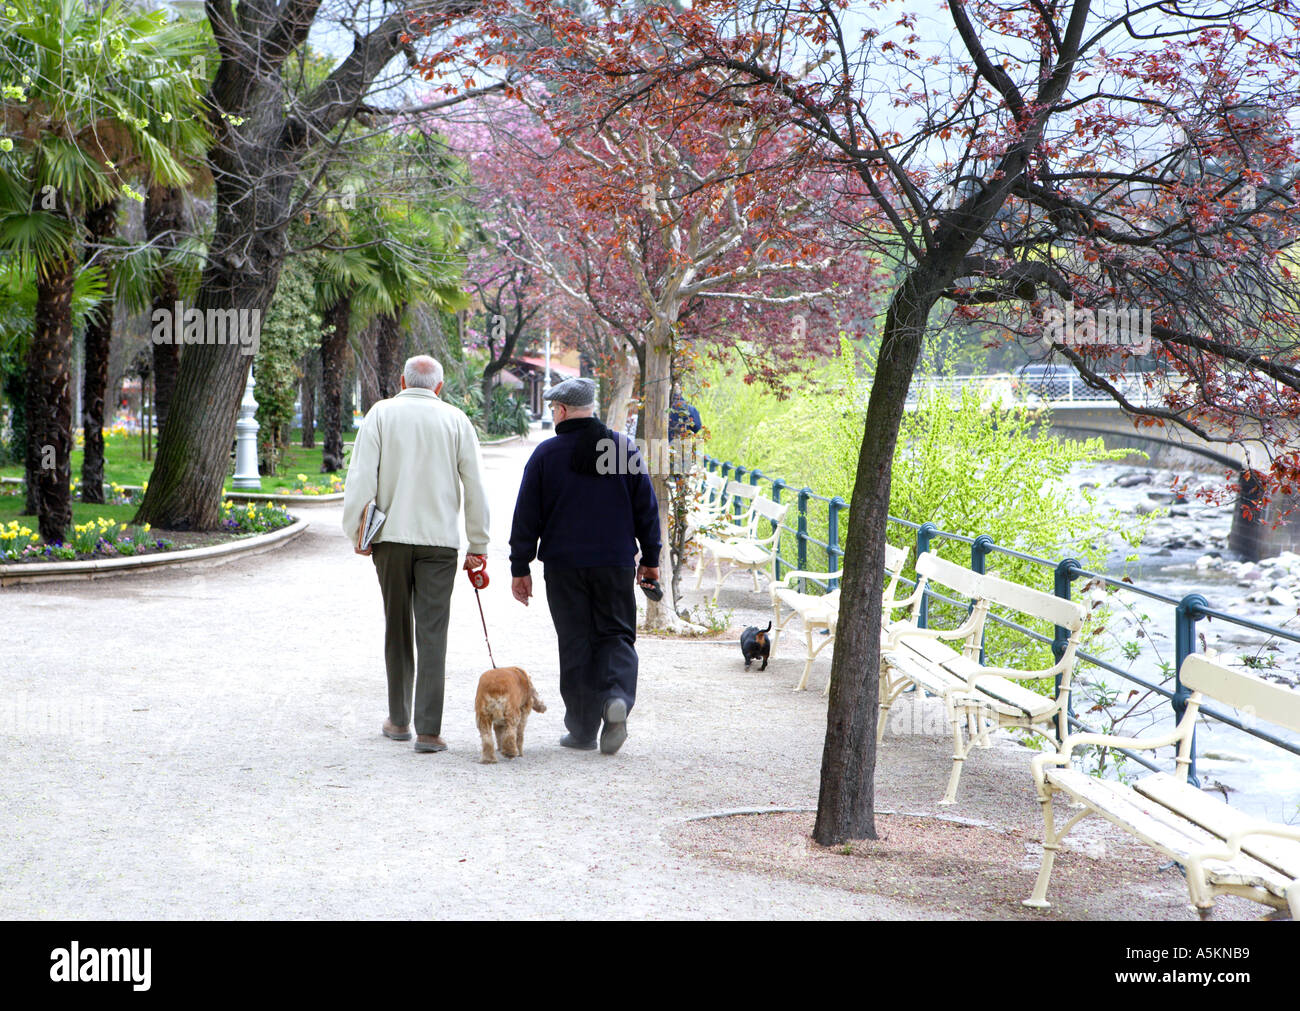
[310,173,469,471]
[0,0,206,540]
[0,255,107,513]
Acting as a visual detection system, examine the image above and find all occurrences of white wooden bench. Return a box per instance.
[685,470,729,538]
[771,542,915,693]
[1024,653,1300,918]
[694,495,789,601]
[881,553,1087,804]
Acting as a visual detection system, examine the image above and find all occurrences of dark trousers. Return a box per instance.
[372,542,458,735]
[543,566,638,742]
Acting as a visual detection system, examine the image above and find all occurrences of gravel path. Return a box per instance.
[0,436,1256,919]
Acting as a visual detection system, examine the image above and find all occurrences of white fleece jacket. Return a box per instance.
[341,387,490,554]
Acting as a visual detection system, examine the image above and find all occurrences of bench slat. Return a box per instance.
[1044,768,1294,897]
[882,650,967,696]
[1181,654,1300,735]
[941,656,1057,718]
[1133,772,1300,879]
[981,572,1085,631]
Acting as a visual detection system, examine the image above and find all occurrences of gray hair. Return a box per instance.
[403,355,444,391]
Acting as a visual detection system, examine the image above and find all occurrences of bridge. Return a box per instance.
[907,370,1295,560]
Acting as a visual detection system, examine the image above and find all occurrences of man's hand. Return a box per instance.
[464,553,487,571]
[511,575,532,606]
[637,566,659,584]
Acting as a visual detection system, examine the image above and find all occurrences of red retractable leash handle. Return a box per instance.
[466,560,496,667]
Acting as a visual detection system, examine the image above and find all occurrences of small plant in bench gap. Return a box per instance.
[220,500,294,534]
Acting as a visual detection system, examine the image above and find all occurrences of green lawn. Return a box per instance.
[0,494,137,529]
[1,430,352,495]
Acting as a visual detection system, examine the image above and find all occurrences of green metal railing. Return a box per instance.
[701,454,1300,786]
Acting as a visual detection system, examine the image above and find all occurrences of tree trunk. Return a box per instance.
[375,310,404,400]
[300,347,319,448]
[132,0,432,529]
[21,360,38,516]
[80,199,119,505]
[602,352,636,430]
[813,288,931,846]
[641,325,699,630]
[29,255,77,544]
[358,316,380,413]
[320,296,351,473]
[145,184,185,438]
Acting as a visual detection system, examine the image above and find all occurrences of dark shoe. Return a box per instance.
[383,719,412,741]
[559,733,597,751]
[414,735,447,753]
[599,698,628,755]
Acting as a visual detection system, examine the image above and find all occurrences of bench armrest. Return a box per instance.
[888,611,984,648]
[886,582,926,613]
[1183,822,1300,910]
[1029,720,1196,794]
[966,662,1068,688]
[771,570,841,595]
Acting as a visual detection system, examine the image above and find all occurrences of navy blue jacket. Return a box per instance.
[509,418,661,576]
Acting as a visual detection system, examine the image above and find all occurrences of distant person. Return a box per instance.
[667,394,702,441]
[508,377,660,755]
[668,393,702,474]
[342,355,491,755]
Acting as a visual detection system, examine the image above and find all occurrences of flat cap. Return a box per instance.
[543,376,597,406]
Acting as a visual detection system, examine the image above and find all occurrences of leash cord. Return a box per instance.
[473,587,497,668]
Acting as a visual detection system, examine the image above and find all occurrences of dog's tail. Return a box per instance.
[761,622,772,633]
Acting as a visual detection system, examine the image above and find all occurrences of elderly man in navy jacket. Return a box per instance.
[509,377,660,755]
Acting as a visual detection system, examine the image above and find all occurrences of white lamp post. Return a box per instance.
[540,324,553,429]
[232,367,262,489]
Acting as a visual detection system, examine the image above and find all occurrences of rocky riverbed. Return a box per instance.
[1062,461,1300,822]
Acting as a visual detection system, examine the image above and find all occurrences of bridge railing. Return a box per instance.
[906,370,1161,407]
[699,453,1300,786]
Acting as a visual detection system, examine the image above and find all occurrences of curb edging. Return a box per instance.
[0,516,310,587]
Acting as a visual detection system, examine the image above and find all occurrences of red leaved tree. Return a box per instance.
[427,0,1300,844]
[415,28,871,626]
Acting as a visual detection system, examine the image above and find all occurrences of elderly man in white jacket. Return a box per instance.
[342,355,491,754]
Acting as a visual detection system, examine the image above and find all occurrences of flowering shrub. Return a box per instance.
[0,517,174,562]
[289,472,344,495]
[220,500,294,534]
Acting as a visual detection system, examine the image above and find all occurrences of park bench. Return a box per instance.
[693,494,789,601]
[772,542,915,693]
[880,554,1087,804]
[685,470,729,538]
[1024,653,1300,918]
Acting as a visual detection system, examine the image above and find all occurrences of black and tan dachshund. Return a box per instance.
[740,622,772,671]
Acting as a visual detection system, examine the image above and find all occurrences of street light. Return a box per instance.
[541,324,553,429]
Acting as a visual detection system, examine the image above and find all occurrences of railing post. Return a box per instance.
[720,460,732,482]
[797,488,812,578]
[916,522,938,629]
[771,479,786,580]
[1175,593,1208,787]
[827,497,847,590]
[706,455,717,473]
[971,535,995,663]
[1053,558,1080,744]
[733,464,747,518]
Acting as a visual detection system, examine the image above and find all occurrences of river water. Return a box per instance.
[1057,461,1300,823]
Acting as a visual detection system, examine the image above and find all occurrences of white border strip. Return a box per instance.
[0,516,310,586]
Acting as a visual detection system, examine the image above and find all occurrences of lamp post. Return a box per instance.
[541,323,553,429]
[232,367,262,490]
